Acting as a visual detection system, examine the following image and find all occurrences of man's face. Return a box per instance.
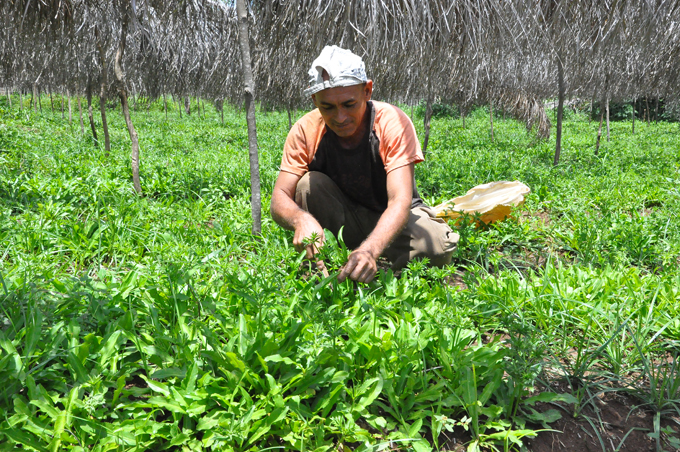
[312,81,373,139]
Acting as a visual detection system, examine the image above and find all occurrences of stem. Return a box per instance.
[554,56,565,166]
[595,103,604,156]
[489,101,495,142]
[632,98,635,135]
[67,90,72,126]
[605,95,610,142]
[423,93,433,153]
[236,0,262,236]
[86,79,99,147]
[95,25,111,155]
[114,0,142,195]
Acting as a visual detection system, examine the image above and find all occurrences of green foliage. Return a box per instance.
[414,100,460,119]
[1,97,679,451]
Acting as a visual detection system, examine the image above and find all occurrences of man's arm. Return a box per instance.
[271,171,325,257]
[338,163,414,283]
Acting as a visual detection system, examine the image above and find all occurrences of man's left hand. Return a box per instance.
[338,249,378,283]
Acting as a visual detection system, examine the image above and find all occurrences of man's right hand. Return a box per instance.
[293,214,325,258]
[271,171,325,259]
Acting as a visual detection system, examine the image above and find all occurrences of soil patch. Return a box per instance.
[433,391,680,451]
[444,270,468,290]
[520,209,552,227]
[525,391,680,452]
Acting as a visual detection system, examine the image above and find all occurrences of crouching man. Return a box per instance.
[271,45,459,283]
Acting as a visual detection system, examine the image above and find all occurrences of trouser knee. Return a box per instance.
[295,171,335,211]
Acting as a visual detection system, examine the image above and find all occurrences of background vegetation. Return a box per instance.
[1,97,679,451]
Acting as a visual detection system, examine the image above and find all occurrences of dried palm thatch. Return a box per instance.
[1,0,679,136]
[497,90,551,140]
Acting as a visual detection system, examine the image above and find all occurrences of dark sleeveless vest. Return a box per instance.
[308,101,424,213]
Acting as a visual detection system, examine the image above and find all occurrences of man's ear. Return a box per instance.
[364,80,373,100]
[311,94,318,107]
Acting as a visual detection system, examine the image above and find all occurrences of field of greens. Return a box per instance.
[1,97,679,451]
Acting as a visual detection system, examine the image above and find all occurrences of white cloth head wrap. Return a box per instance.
[303,45,368,97]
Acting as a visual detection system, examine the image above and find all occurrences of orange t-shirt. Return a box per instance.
[280,100,424,177]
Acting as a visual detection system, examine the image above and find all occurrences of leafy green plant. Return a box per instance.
[1,100,680,451]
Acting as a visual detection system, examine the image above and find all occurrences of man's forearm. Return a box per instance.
[271,189,307,231]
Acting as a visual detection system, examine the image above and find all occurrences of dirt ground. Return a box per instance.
[524,392,679,452]
[435,390,680,452]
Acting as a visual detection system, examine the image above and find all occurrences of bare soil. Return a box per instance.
[434,390,680,452]
[525,392,679,452]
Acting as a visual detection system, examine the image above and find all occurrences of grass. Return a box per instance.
[1,95,679,451]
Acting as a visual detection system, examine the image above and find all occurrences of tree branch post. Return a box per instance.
[86,78,99,147]
[32,83,37,113]
[605,95,610,142]
[632,97,635,135]
[595,98,604,156]
[423,93,433,154]
[95,25,111,155]
[554,56,565,166]
[489,100,495,142]
[114,0,142,195]
[67,90,72,126]
[236,0,262,236]
[78,94,84,134]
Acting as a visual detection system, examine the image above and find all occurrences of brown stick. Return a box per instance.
[632,98,635,134]
[114,0,142,195]
[595,102,604,156]
[86,80,99,147]
[236,0,262,236]
[67,90,72,126]
[95,25,111,155]
[423,94,433,153]
[78,95,84,134]
[605,96,610,142]
[489,101,495,142]
[554,57,565,166]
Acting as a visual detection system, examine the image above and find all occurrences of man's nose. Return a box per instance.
[335,107,348,123]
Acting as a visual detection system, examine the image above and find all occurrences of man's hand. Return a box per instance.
[338,248,377,283]
[293,214,325,259]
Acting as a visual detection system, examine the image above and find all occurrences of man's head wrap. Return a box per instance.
[303,45,368,97]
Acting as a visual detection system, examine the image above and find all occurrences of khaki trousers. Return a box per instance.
[295,171,459,269]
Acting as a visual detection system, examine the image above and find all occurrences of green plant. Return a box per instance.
[1,100,680,451]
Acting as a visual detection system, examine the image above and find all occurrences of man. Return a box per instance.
[271,45,458,283]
